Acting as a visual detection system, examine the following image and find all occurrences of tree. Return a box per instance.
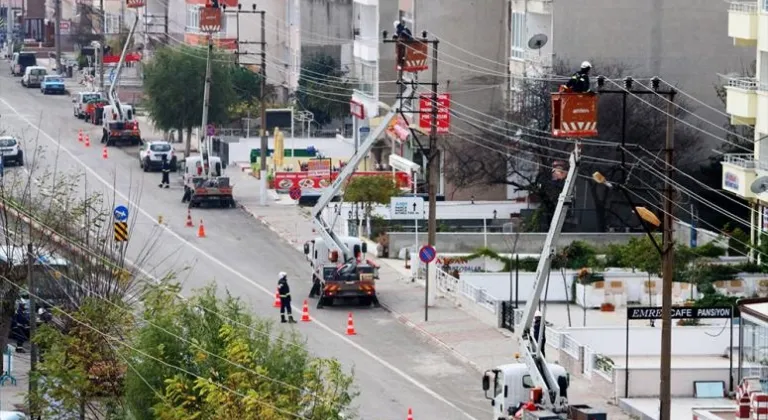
[296,53,352,126]
[124,282,357,419]
[443,60,702,232]
[143,46,236,155]
[228,67,276,120]
[344,176,401,237]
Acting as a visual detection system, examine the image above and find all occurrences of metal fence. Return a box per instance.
[435,267,499,314]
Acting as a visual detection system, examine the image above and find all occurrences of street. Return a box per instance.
[0,72,489,419]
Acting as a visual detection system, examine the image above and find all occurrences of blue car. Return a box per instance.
[40,75,65,95]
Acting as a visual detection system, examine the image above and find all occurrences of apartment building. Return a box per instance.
[721,0,768,247]
[351,0,509,201]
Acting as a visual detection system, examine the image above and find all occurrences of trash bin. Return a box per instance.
[66,65,73,78]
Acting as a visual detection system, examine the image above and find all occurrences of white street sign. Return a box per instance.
[390,197,425,220]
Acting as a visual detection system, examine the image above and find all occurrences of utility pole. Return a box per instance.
[258,8,267,205]
[27,242,37,416]
[659,88,676,420]
[54,0,61,72]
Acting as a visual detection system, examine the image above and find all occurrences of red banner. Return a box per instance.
[103,53,142,64]
[274,171,411,192]
[419,93,451,133]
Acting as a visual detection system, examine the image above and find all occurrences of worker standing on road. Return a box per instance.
[159,155,170,189]
[278,272,297,324]
[533,310,546,357]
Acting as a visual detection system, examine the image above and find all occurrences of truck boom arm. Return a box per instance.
[107,13,140,121]
[310,86,414,265]
[515,144,580,412]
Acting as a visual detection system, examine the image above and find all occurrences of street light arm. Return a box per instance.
[617,185,664,255]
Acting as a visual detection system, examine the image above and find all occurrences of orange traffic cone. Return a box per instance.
[197,219,206,238]
[84,135,90,147]
[77,129,83,143]
[185,210,194,227]
[102,146,108,159]
[273,289,281,307]
[301,300,311,322]
[346,312,356,335]
[406,408,414,420]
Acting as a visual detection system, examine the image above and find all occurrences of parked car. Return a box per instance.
[40,75,65,94]
[72,92,102,119]
[0,136,24,166]
[139,141,177,172]
[21,66,46,88]
[10,52,36,76]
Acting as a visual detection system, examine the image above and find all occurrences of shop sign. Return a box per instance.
[724,171,740,191]
[274,171,411,192]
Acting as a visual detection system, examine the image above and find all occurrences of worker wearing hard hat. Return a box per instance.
[278,272,297,324]
[533,310,547,357]
[563,61,592,93]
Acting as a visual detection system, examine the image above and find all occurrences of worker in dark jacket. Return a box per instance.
[564,61,592,93]
[533,310,546,357]
[159,155,170,188]
[278,272,297,323]
[10,303,29,353]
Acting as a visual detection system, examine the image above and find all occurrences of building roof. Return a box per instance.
[738,297,768,324]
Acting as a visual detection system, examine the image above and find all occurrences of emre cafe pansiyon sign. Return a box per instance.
[627,306,733,320]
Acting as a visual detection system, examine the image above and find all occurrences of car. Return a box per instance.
[10,52,36,76]
[21,66,46,88]
[139,141,177,172]
[0,136,24,166]
[40,75,65,94]
[72,92,103,119]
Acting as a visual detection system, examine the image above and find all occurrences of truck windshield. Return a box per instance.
[46,77,63,83]
[83,94,100,102]
[494,373,503,397]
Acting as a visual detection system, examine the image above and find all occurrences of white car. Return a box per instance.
[72,91,102,119]
[0,136,24,166]
[139,141,177,172]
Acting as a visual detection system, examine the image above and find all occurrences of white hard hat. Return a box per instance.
[581,61,592,69]
[394,20,401,29]
[534,310,542,317]
[279,272,287,279]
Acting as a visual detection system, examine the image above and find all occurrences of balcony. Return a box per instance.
[353,0,377,6]
[353,36,378,62]
[526,0,552,15]
[728,1,758,46]
[725,77,758,124]
[722,154,758,198]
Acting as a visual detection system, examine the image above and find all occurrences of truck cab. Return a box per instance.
[303,237,378,307]
[101,104,141,146]
[482,363,569,419]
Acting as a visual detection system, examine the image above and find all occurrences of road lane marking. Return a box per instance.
[0,97,480,420]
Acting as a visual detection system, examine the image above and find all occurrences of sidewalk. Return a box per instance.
[0,347,30,413]
[231,170,632,419]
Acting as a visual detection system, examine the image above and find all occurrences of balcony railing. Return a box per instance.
[729,1,758,13]
[723,153,757,169]
[728,77,759,90]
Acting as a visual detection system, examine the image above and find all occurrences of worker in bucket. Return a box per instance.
[159,155,171,189]
[278,272,297,324]
[533,310,546,357]
[563,61,592,93]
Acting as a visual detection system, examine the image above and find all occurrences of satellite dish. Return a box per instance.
[750,176,768,194]
[528,34,549,50]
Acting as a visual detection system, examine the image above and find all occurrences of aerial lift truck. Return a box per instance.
[305,85,416,308]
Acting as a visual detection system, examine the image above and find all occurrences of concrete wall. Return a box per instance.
[388,232,647,254]
[301,0,353,47]
[614,366,733,398]
[461,271,578,302]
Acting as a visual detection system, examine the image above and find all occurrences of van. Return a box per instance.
[10,52,37,76]
[21,66,47,88]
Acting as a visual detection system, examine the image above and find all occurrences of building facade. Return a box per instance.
[721,0,768,252]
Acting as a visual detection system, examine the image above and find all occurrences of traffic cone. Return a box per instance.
[273,289,281,307]
[158,215,164,224]
[84,135,90,147]
[406,408,414,420]
[346,312,356,335]
[301,300,311,322]
[197,219,206,238]
[185,210,194,227]
[102,146,108,159]
[77,129,83,143]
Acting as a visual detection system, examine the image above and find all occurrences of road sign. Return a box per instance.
[419,245,436,264]
[389,197,424,220]
[207,124,216,136]
[350,99,365,119]
[113,222,128,242]
[289,186,302,200]
[113,205,129,221]
[418,93,451,134]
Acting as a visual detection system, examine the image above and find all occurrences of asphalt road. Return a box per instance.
[0,72,490,420]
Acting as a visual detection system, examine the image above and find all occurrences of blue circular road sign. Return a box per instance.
[114,205,129,222]
[419,245,436,264]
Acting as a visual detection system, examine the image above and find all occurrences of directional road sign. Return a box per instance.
[390,197,425,220]
[207,124,216,136]
[114,222,128,242]
[113,205,129,222]
[289,186,302,200]
[419,245,436,264]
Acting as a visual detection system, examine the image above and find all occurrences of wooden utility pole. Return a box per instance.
[54,0,61,72]
[425,39,439,322]
[258,9,267,205]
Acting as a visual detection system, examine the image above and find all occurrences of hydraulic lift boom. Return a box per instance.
[310,86,415,272]
[515,143,580,413]
[106,13,140,122]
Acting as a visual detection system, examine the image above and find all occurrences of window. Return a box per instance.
[761,52,768,91]
[511,12,526,60]
[763,0,768,13]
[186,5,227,34]
[522,375,535,389]
[355,61,377,97]
[104,13,120,34]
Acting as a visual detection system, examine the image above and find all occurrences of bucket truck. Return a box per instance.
[481,144,606,419]
[303,86,415,309]
[101,6,142,147]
